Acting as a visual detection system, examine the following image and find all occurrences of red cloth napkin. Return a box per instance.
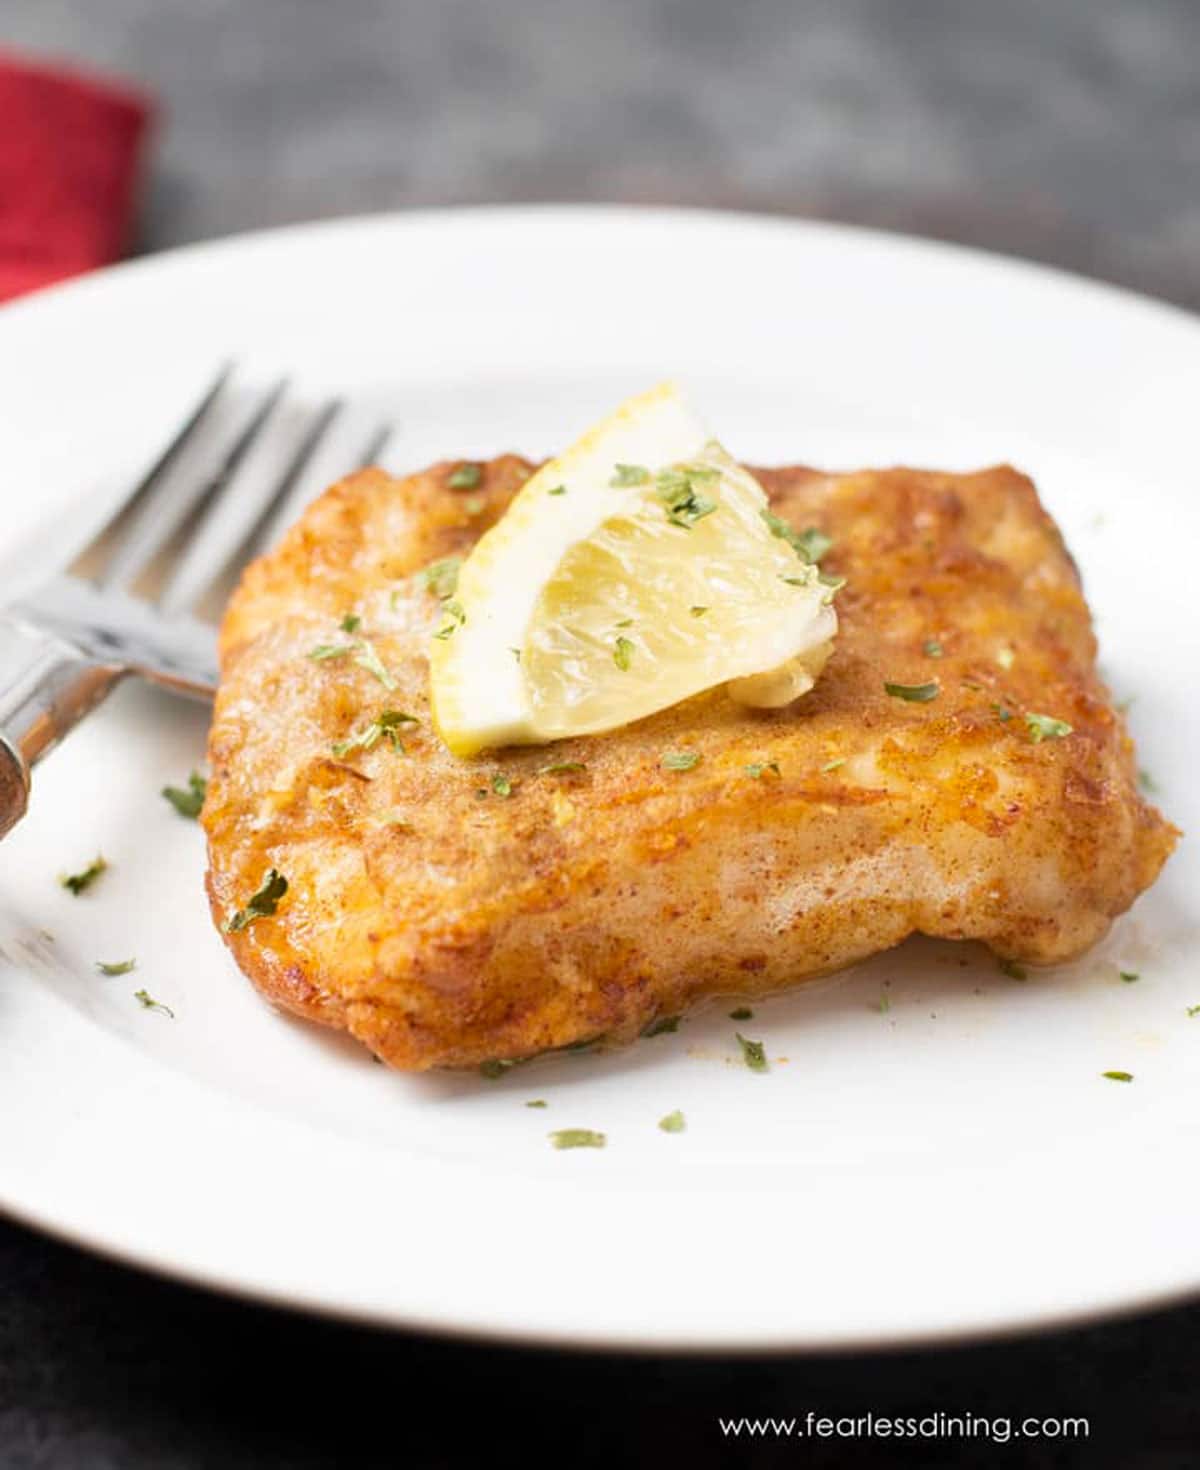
[0,49,154,302]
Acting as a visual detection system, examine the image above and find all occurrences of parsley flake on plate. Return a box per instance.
[658,1110,686,1134]
[998,957,1028,981]
[340,613,362,633]
[1120,970,1140,984]
[923,639,944,658]
[161,770,207,819]
[491,774,514,798]
[728,1006,753,1021]
[1102,1070,1133,1083]
[735,1032,768,1072]
[479,1059,515,1079]
[541,761,587,776]
[549,1128,606,1150]
[613,635,634,671]
[95,958,136,976]
[134,989,174,1018]
[224,869,288,933]
[689,605,709,617]
[525,1099,548,1108]
[547,485,567,496]
[661,751,700,772]
[60,856,107,896]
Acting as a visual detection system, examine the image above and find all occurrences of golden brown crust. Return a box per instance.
[203,456,1178,1070]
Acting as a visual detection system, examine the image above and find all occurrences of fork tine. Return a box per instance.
[72,361,234,573]
[98,376,289,592]
[356,422,393,468]
[157,398,343,617]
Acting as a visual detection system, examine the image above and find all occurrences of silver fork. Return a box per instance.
[0,364,390,838]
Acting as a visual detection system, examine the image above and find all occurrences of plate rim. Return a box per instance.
[1,202,1196,1353]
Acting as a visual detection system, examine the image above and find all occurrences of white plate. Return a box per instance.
[0,207,1196,1352]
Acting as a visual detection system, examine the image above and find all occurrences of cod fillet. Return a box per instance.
[203,456,1177,1070]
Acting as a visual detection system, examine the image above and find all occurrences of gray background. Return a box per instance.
[6,0,1200,309]
[2,2,1199,1466]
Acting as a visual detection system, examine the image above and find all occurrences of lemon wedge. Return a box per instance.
[430,383,838,756]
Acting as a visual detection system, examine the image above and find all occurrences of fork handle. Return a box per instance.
[0,619,122,838]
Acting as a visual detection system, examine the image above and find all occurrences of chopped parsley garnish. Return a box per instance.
[351,638,398,689]
[95,958,136,976]
[224,868,288,932]
[1026,712,1072,743]
[736,1032,768,1072]
[923,639,944,658]
[433,600,466,640]
[479,1059,515,1079]
[658,1110,686,1134]
[610,463,650,487]
[821,757,845,772]
[654,468,717,530]
[689,605,709,617]
[447,462,482,490]
[795,527,833,562]
[728,1006,753,1021]
[526,1099,548,1108]
[884,680,940,702]
[642,1015,679,1037]
[308,635,397,689]
[780,574,813,587]
[998,957,1028,981]
[760,509,832,564]
[340,613,362,633]
[420,556,461,600]
[462,495,485,516]
[1138,768,1158,793]
[332,709,417,758]
[549,1128,606,1150]
[547,485,567,496]
[613,635,634,671]
[744,762,780,779]
[1102,1070,1133,1083]
[876,992,891,1013]
[134,989,174,1018]
[992,703,1013,723]
[1187,1005,1200,1018]
[1119,970,1139,984]
[541,761,587,776]
[661,751,700,772]
[491,774,514,798]
[60,856,107,896]
[162,770,207,819]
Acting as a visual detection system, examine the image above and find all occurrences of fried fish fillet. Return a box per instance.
[203,456,1177,1070]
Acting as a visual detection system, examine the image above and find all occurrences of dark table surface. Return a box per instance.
[2,2,1198,1464]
